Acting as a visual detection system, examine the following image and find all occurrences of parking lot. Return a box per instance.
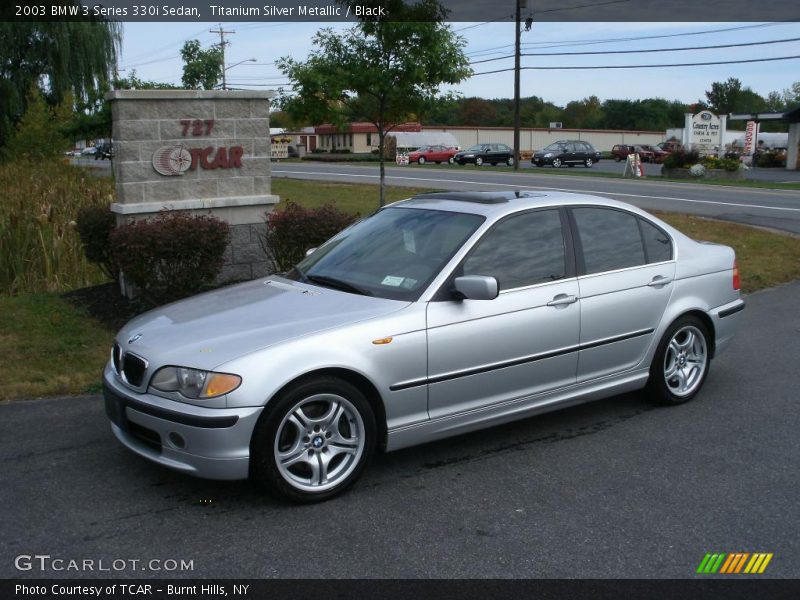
[2,281,798,579]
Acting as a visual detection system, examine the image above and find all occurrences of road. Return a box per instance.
[2,282,799,579]
[272,163,800,234]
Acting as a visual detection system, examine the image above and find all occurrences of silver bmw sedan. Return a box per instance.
[104,191,744,502]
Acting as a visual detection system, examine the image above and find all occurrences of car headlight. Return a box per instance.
[544,153,553,158]
[150,366,242,399]
[464,154,474,157]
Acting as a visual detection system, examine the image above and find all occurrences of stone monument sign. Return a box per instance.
[107,89,280,282]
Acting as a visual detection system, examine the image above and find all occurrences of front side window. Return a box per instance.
[462,210,566,291]
[289,208,484,301]
[573,208,646,274]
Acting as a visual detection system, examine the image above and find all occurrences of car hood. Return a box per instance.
[116,276,409,370]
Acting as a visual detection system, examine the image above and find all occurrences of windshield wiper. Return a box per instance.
[305,274,372,296]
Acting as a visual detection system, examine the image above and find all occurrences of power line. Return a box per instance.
[472,54,800,76]
[465,22,787,57]
[468,35,800,66]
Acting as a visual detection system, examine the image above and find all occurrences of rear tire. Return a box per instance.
[250,377,376,503]
[646,316,711,405]
[448,157,455,165]
[585,158,593,168]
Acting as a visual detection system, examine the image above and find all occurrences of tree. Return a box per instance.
[278,0,471,207]
[180,40,223,90]
[65,70,181,143]
[703,77,767,115]
[782,82,800,107]
[2,87,72,161]
[0,13,121,149]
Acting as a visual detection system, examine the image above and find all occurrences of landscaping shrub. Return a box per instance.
[261,201,357,272]
[110,212,230,305]
[0,159,114,294]
[663,148,700,169]
[76,206,117,280]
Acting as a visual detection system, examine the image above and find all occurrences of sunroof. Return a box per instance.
[410,191,543,205]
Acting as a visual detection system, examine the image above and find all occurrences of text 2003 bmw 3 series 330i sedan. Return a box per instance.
[104,191,745,502]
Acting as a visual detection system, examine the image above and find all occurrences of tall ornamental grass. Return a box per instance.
[0,159,114,294]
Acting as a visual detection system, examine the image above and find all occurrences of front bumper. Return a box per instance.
[103,364,263,480]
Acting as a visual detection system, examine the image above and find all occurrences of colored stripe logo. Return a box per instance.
[696,552,773,574]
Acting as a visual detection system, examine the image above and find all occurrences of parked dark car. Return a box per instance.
[454,143,515,166]
[94,142,114,160]
[533,140,601,168]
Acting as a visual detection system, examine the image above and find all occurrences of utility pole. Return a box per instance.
[210,24,235,90]
[513,0,522,172]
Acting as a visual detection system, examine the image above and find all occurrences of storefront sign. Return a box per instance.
[152,119,244,176]
[691,111,721,153]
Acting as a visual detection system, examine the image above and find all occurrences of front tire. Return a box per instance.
[475,157,483,166]
[506,156,515,167]
[552,158,562,168]
[418,156,426,165]
[250,377,376,502]
[646,316,711,405]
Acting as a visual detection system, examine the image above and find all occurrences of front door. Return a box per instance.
[426,209,580,419]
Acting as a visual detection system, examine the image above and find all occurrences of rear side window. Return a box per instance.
[572,208,645,274]
[463,210,566,290]
[639,218,673,263]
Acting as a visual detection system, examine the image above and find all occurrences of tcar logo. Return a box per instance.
[152,145,192,176]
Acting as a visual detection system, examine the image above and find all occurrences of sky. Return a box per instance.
[117,20,800,107]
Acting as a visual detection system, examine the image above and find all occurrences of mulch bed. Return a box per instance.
[62,282,143,331]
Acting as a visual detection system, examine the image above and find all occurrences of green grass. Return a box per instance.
[0,293,113,401]
[271,178,435,214]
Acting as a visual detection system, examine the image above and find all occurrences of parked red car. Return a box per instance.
[408,145,459,165]
[639,145,670,164]
[611,144,657,163]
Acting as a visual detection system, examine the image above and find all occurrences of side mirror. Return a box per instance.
[305,247,317,257]
[453,275,499,301]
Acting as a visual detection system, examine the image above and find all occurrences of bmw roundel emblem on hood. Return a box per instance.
[128,333,143,344]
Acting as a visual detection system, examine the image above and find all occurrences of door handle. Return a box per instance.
[647,275,673,287]
[547,294,578,307]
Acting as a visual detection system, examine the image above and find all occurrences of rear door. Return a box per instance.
[426,209,580,419]
[570,207,675,382]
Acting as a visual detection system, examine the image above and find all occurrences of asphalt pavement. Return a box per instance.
[1,282,799,579]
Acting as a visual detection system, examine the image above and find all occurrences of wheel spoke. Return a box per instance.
[279,443,309,468]
[321,401,344,431]
[328,442,358,458]
[290,408,313,431]
[676,331,694,352]
[675,367,688,392]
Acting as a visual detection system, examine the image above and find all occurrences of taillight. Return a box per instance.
[732,259,740,290]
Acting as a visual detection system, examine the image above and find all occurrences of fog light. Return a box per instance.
[168,432,186,449]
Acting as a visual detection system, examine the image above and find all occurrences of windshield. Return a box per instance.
[287,207,485,301]
[543,143,566,152]
[465,145,485,152]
